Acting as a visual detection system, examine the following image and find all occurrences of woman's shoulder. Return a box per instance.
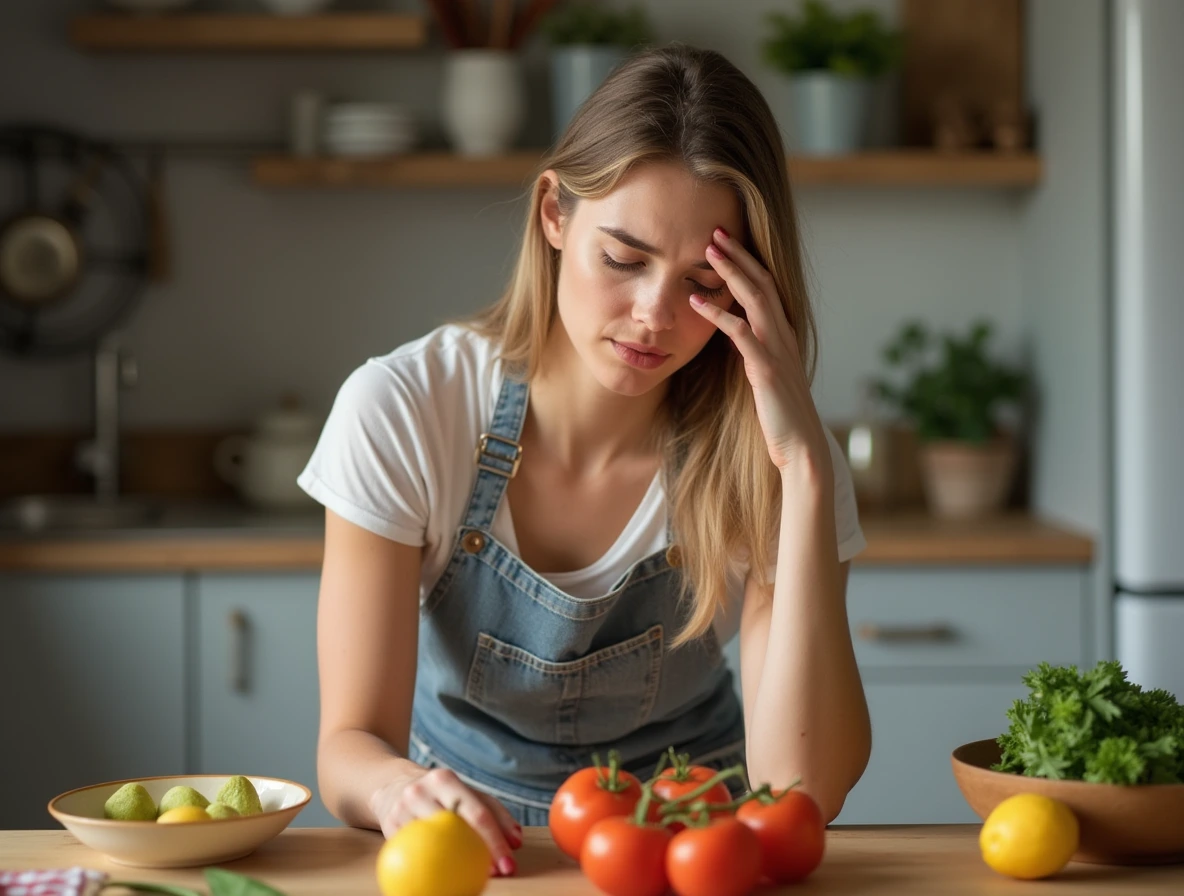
[344,323,503,408]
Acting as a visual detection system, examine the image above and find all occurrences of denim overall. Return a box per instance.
[408,374,747,826]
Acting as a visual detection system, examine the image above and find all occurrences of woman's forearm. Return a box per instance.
[318,727,423,829]
[744,459,871,823]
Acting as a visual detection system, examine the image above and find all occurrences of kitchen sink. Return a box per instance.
[0,494,162,533]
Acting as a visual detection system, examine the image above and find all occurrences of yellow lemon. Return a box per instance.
[376,808,490,896]
[156,805,214,824]
[980,793,1079,879]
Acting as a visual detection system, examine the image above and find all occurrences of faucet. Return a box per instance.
[75,332,138,500]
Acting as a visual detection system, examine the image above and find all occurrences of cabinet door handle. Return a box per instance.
[856,622,957,643]
[229,609,251,693]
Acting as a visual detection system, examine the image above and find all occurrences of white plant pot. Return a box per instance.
[787,71,872,155]
[442,50,526,157]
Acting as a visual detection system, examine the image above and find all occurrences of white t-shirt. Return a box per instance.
[298,324,867,643]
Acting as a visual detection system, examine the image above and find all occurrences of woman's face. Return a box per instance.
[541,162,745,397]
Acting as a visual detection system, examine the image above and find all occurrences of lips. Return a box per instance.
[610,339,671,370]
[612,340,669,357]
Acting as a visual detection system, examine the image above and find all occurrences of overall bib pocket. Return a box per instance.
[465,625,664,745]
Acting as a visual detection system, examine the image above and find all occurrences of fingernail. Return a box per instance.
[498,856,517,876]
[689,294,707,307]
[508,830,522,848]
[706,244,723,258]
[715,227,730,240]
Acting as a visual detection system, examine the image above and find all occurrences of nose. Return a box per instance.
[631,279,679,332]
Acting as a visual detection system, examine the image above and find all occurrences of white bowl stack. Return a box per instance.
[323,103,417,158]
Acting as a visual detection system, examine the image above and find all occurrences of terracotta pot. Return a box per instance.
[919,437,1016,519]
[951,739,1184,865]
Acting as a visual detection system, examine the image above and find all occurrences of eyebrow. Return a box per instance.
[597,226,716,271]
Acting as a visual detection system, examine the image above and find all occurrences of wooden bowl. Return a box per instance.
[951,739,1184,865]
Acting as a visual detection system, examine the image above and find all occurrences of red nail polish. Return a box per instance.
[715,227,730,240]
[498,856,517,876]
[706,244,723,258]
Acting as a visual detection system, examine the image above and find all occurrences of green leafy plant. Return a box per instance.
[109,868,285,896]
[871,319,1027,443]
[542,1,653,48]
[995,660,1184,785]
[762,0,901,78]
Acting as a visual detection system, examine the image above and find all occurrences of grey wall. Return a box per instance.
[1020,0,1110,660]
[0,0,1029,432]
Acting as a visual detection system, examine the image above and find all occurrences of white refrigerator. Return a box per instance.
[1112,0,1184,698]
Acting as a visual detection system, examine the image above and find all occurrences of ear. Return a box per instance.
[538,169,564,251]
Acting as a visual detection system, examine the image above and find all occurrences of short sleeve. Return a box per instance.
[829,426,867,564]
[742,426,867,584]
[297,361,433,546]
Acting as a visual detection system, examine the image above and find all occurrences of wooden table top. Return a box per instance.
[2,826,1180,895]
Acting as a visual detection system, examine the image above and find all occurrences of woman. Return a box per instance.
[298,44,871,877]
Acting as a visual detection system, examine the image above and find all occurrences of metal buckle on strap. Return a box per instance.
[474,432,522,478]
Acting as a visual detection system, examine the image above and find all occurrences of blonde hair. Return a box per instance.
[468,44,817,646]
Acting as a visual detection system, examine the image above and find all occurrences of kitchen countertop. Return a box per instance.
[0,503,1094,572]
[1,826,1179,895]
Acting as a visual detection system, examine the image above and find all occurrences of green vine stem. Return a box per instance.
[591,749,634,793]
[655,765,746,813]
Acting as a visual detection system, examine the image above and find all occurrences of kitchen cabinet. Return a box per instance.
[193,573,337,827]
[721,565,1090,824]
[0,574,187,829]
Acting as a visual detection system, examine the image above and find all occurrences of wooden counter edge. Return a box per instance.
[0,513,1093,572]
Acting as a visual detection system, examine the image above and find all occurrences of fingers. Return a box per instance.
[707,229,795,347]
[689,293,765,364]
[480,792,524,847]
[425,770,518,876]
[375,768,521,877]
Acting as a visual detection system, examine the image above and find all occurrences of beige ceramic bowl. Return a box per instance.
[952,739,1184,865]
[48,774,311,868]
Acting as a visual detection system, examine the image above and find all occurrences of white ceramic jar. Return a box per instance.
[441,49,526,156]
[215,399,320,511]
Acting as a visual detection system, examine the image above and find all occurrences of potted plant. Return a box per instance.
[761,0,901,155]
[871,320,1028,519]
[543,1,653,139]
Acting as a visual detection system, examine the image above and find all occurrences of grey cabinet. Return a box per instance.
[0,573,187,829]
[193,573,337,827]
[721,566,1090,825]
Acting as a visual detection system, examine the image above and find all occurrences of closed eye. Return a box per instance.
[691,282,727,299]
[602,252,727,298]
[601,252,643,272]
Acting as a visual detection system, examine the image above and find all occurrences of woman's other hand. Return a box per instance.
[370,766,523,876]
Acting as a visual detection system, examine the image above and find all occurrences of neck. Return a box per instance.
[527,328,666,475]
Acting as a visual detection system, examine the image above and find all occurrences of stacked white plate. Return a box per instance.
[323,103,417,158]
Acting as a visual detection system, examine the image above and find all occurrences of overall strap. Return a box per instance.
[461,368,529,532]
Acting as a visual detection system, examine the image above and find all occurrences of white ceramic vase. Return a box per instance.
[442,50,526,157]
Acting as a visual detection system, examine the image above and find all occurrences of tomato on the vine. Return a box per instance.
[645,750,733,829]
[549,751,643,860]
[665,817,762,896]
[735,787,826,883]
[580,816,672,896]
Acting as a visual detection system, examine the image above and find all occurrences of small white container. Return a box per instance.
[441,50,526,156]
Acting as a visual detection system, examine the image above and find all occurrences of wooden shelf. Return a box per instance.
[69,13,427,52]
[251,151,1043,189]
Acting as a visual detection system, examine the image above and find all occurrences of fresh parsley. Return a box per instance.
[994,660,1184,784]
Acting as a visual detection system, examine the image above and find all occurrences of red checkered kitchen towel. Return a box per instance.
[0,868,107,896]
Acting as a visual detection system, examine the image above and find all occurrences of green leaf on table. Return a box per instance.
[205,868,286,896]
[105,883,204,896]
